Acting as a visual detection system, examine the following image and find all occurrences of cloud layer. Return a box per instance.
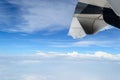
[34,51,120,62]
[0,0,76,33]
[0,51,120,80]
[1,51,119,64]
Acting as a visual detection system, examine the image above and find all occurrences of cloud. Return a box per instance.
[34,51,120,62]
[0,51,120,65]
[49,39,120,48]
[0,51,120,80]
[0,0,76,33]
[0,74,53,80]
[21,74,51,80]
[72,40,110,47]
[17,60,41,64]
[0,0,25,32]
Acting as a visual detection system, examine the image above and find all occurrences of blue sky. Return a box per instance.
[0,0,120,55]
[0,0,120,80]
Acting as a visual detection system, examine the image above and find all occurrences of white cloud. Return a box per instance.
[50,39,120,48]
[46,38,116,48]
[22,75,47,80]
[72,40,113,47]
[1,51,120,65]
[79,75,102,80]
[5,0,76,33]
[20,74,55,80]
[0,51,120,80]
[35,51,66,58]
[19,60,41,64]
[34,51,120,62]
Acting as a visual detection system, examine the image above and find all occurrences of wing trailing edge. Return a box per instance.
[78,0,108,7]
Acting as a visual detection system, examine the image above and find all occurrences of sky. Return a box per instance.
[0,0,120,80]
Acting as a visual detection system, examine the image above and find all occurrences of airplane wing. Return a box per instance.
[107,0,120,15]
[78,0,120,15]
[68,0,120,39]
[78,0,108,7]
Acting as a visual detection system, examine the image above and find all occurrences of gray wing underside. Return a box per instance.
[68,2,109,39]
[68,14,108,39]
